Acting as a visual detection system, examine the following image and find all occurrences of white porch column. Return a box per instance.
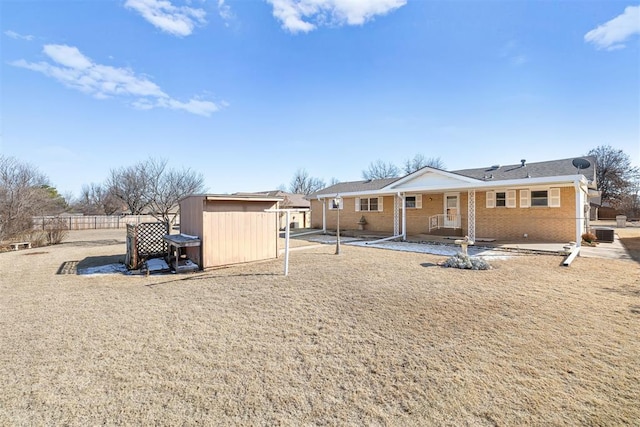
[322,199,326,234]
[393,195,400,236]
[467,190,476,242]
[401,193,407,240]
[575,181,585,247]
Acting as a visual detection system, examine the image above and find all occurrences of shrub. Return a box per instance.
[581,232,597,244]
[442,252,491,270]
[43,218,69,245]
[26,231,47,248]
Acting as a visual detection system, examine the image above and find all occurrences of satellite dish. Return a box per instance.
[572,158,591,170]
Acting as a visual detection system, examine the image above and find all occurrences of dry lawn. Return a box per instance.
[1,229,639,426]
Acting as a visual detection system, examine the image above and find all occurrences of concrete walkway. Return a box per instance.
[295,228,634,261]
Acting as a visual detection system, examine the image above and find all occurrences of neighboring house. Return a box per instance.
[308,157,598,245]
[243,191,311,229]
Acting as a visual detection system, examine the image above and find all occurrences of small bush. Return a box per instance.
[581,232,597,244]
[26,231,47,248]
[44,218,69,245]
[442,252,491,270]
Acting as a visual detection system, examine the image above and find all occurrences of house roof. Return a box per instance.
[453,156,596,184]
[309,156,597,198]
[309,177,400,197]
[246,191,310,208]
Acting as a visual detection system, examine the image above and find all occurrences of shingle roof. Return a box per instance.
[242,191,310,208]
[309,156,597,197]
[452,156,596,183]
[309,177,400,197]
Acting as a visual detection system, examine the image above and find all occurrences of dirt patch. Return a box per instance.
[0,229,638,425]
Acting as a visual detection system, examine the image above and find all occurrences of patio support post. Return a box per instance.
[401,193,407,241]
[322,199,326,234]
[467,190,476,242]
[575,180,584,247]
[393,195,400,236]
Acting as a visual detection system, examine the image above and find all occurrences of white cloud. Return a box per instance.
[125,0,206,37]
[11,44,222,117]
[584,5,640,51]
[218,0,233,24]
[267,0,407,34]
[4,30,34,41]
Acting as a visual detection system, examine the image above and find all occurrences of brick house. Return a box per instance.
[308,157,598,245]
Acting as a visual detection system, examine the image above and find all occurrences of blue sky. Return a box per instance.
[2,0,639,197]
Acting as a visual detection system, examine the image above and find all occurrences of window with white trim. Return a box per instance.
[405,194,422,209]
[328,199,343,210]
[360,197,378,211]
[486,190,516,208]
[356,197,383,212]
[531,190,548,206]
[521,188,561,208]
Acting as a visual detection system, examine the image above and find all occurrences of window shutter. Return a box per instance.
[520,190,530,208]
[355,198,360,212]
[416,194,422,209]
[486,191,495,208]
[550,188,561,207]
[378,197,383,212]
[506,190,516,208]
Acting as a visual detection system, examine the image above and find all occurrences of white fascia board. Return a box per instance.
[314,175,587,199]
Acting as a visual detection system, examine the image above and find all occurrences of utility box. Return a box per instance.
[179,194,282,269]
[616,215,627,228]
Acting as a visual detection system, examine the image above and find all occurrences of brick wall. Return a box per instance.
[311,186,577,242]
[475,187,576,241]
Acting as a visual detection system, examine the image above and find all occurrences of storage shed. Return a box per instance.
[179,194,282,269]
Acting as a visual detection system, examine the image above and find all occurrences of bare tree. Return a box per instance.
[587,145,639,207]
[290,169,326,195]
[617,177,640,217]
[403,154,446,174]
[0,155,51,240]
[107,161,152,214]
[76,183,121,215]
[107,158,205,222]
[146,160,206,224]
[329,177,340,186]
[362,160,400,180]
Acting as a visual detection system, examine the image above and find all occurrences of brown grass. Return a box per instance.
[618,227,640,263]
[1,230,639,425]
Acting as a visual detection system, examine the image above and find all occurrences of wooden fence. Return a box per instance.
[32,215,167,231]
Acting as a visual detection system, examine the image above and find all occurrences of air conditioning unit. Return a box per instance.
[592,227,614,243]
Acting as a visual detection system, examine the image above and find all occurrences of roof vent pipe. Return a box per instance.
[521,159,526,167]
